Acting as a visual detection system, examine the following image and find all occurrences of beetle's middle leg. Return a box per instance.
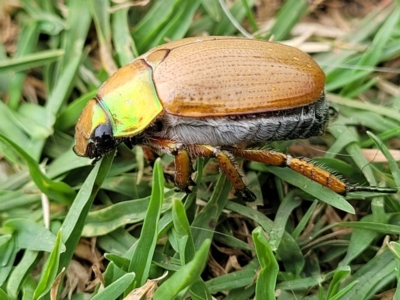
[142,138,196,192]
[224,146,348,194]
[144,138,255,200]
[186,145,256,201]
[173,148,196,193]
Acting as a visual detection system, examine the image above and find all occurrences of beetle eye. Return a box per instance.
[94,123,113,139]
[92,123,117,155]
[328,106,338,119]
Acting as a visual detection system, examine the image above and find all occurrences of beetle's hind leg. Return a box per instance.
[224,146,348,194]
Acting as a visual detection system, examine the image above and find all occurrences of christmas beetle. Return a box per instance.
[74,36,396,200]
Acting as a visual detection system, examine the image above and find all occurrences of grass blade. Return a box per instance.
[127,158,164,290]
[253,227,278,300]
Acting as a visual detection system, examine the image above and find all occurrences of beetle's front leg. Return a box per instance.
[137,146,174,184]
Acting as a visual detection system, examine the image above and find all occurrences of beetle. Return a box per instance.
[74,36,396,201]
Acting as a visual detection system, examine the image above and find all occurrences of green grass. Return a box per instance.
[0,0,400,299]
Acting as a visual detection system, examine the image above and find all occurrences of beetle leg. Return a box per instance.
[140,145,174,184]
[144,138,196,191]
[173,148,195,193]
[142,146,158,166]
[188,145,256,202]
[225,147,347,194]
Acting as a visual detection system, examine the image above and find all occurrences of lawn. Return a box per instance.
[0,0,400,299]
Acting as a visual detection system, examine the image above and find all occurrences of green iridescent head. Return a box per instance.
[73,60,163,160]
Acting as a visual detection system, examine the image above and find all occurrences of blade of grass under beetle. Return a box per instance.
[32,230,63,300]
[326,266,351,299]
[191,174,231,250]
[0,133,76,205]
[91,272,135,300]
[58,150,114,272]
[0,288,8,300]
[226,201,305,275]
[335,221,400,234]
[172,200,196,264]
[291,200,318,239]
[213,226,253,252]
[340,249,396,300]
[328,283,366,300]
[97,227,137,255]
[205,258,259,293]
[250,162,354,214]
[345,132,391,224]
[339,214,379,266]
[82,189,184,237]
[0,192,40,212]
[153,239,211,299]
[253,227,278,300]
[276,274,326,291]
[388,241,400,261]
[22,276,36,300]
[0,235,17,286]
[4,218,65,252]
[126,158,164,292]
[154,158,206,238]
[388,241,400,300]
[104,253,130,272]
[6,250,39,300]
[269,190,301,251]
[172,200,212,300]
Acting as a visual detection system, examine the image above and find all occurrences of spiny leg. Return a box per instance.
[141,138,255,199]
[142,138,196,192]
[225,147,348,194]
[225,147,398,194]
[173,148,195,192]
[187,145,256,201]
[141,146,158,167]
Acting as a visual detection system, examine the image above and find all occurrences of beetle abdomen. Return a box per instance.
[153,94,328,146]
[150,37,325,118]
